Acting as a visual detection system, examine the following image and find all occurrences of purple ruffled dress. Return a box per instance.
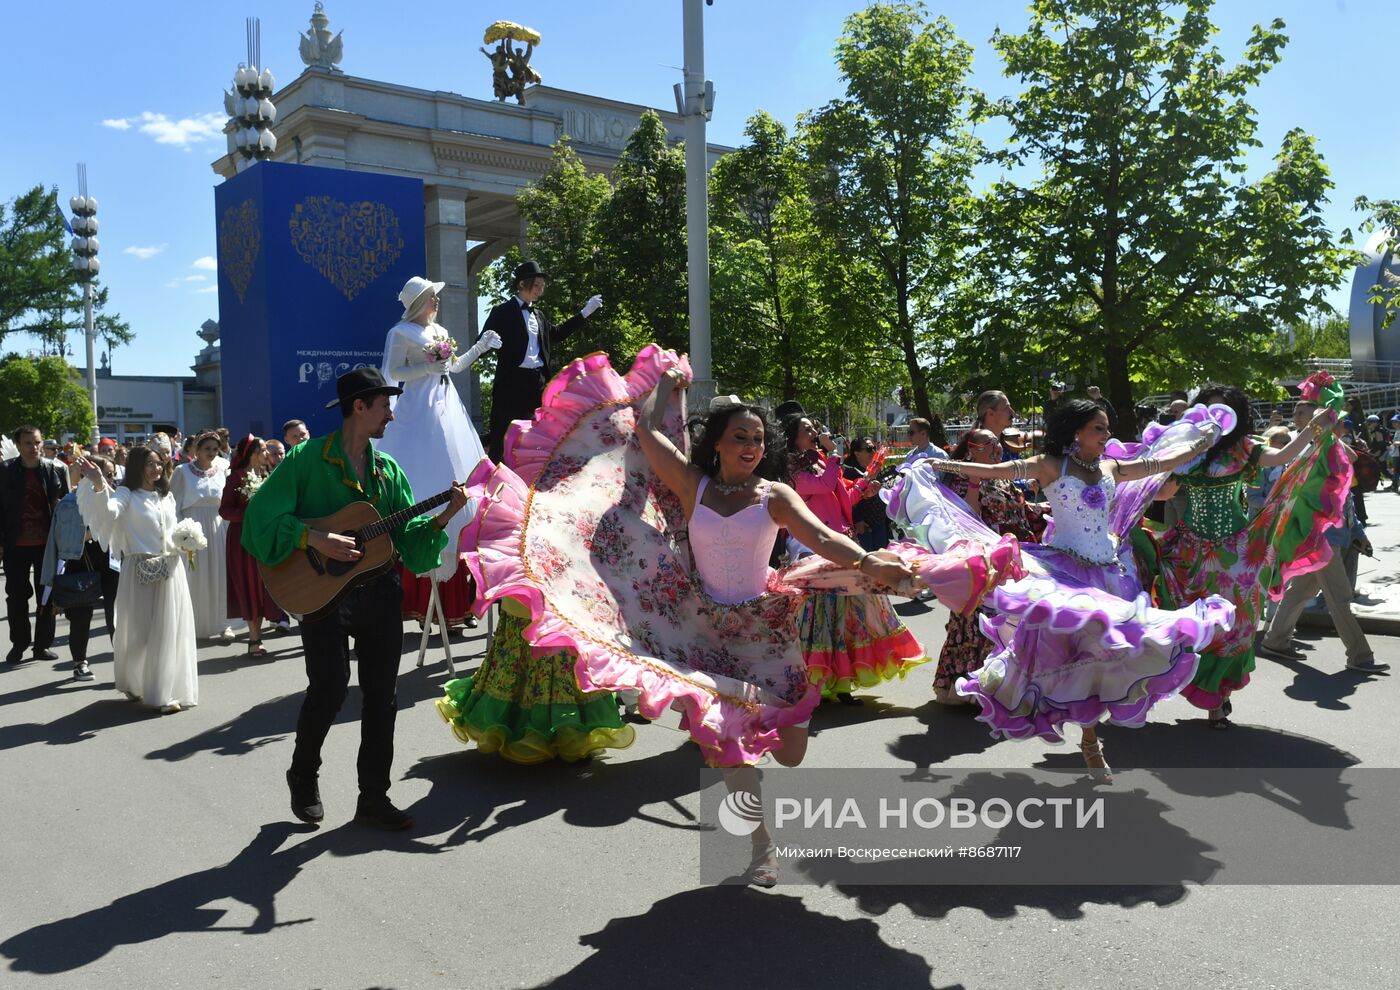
[890,416,1236,742]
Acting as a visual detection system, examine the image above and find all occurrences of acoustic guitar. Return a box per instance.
[258,488,453,620]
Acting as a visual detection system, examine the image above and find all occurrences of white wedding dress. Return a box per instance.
[377,319,488,580]
[76,481,199,709]
[169,462,229,638]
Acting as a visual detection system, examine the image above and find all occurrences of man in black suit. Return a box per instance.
[481,260,602,461]
[1,425,70,664]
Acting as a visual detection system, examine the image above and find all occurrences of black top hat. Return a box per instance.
[773,400,807,422]
[325,366,403,410]
[512,259,548,284]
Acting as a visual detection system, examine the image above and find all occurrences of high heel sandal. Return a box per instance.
[747,842,778,888]
[1079,739,1113,784]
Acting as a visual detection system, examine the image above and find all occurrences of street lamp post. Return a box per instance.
[678,0,716,402]
[224,17,277,172]
[69,163,100,443]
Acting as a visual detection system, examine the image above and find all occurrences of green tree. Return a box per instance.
[593,110,689,356]
[980,0,1355,431]
[710,110,875,408]
[801,3,983,425]
[515,138,616,359]
[0,186,71,349]
[0,353,96,440]
[1354,195,1399,330]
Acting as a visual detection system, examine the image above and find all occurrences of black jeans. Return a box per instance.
[5,543,56,655]
[291,570,404,799]
[63,541,120,665]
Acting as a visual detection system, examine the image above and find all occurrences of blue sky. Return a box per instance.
[1,0,1388,377]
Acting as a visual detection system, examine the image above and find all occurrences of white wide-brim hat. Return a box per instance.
[398,276,445,317]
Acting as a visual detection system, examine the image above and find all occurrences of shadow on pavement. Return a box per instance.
[533,887,942,989]
[0,820,447,976]
[0,697,154,751]
[807,697,911,738]
[801,772,1208,922]
[887,700,1001,771]
[144,664,453,762]
[402,741,713,847]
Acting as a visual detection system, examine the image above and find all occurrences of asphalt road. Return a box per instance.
[3,500,1399,989]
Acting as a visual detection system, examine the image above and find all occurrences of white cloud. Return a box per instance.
[195,285,219,294]
[123,244,167,260]
[183,274,207,283]
[191,256,217,271]
[165,278,182,289]
[105,111,226,150]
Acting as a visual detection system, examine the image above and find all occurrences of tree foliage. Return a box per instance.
[0,353,96,440]
[0,184,133,361]
[979,0,1355,431]
[0,186,72,349]
[800,3,982,425]
[593,111,689,356]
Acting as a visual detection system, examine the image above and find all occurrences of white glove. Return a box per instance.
[454,329,503,371]
[394,357,450,383]
[580,294,603,318]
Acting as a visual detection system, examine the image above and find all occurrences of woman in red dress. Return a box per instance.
[220,435,285,656]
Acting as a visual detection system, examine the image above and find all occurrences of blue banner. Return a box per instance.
[214,161,426,439]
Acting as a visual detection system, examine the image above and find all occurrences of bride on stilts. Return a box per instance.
[378,276,499,624]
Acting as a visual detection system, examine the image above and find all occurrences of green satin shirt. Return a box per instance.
[241,430,447,576]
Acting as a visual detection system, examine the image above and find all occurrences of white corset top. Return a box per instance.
[1044,460,1118,565]
[688,476,778,604]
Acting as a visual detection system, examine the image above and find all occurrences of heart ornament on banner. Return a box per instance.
[288,196,405,301]
[218,199,261,304]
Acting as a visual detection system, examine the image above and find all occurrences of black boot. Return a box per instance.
[286,769,324,825]
[354,794,414,831]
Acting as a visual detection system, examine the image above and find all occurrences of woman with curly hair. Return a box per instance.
[930,428,1046,705]
[891,399,1233,780]
[1146,378,1353,727]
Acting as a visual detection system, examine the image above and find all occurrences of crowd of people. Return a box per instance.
[2,261,1393,884]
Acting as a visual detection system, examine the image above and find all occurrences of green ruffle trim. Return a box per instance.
[1187,645,1255,695]
[812,654,933,699]
[436,677,636,765]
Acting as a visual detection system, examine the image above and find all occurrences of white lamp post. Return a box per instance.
[678,0,716,402]
[69,163,100,443]
[224,18,277,172]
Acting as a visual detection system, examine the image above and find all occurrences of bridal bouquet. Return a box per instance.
[238,473,265,500]
[425,335,458,386]
[172,518,209,570]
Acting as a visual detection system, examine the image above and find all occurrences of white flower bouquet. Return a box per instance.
[238,473,265,500]
[172,518,208,570]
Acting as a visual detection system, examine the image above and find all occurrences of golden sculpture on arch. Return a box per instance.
[481,21,542,105]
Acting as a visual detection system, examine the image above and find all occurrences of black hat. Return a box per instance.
[774,400,807,421]
[512,259,548,284]
[325,366,403,410]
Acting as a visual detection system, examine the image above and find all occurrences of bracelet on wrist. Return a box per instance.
[853,551,869,570]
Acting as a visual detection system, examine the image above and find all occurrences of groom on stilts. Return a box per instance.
[480,260,602,462]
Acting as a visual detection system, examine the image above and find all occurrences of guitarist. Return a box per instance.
[243,367,470,832]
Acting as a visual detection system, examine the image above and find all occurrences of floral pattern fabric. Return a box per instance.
[459,347,1017,766]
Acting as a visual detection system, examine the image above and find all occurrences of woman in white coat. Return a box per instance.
[168,432,230,639]
[75,448,198,713]
[378,276,500,606]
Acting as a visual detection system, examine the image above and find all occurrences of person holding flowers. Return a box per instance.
[378,276,500,624]
[74,446,200,713]
[220,435,284,657]
[169,431,231,640]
